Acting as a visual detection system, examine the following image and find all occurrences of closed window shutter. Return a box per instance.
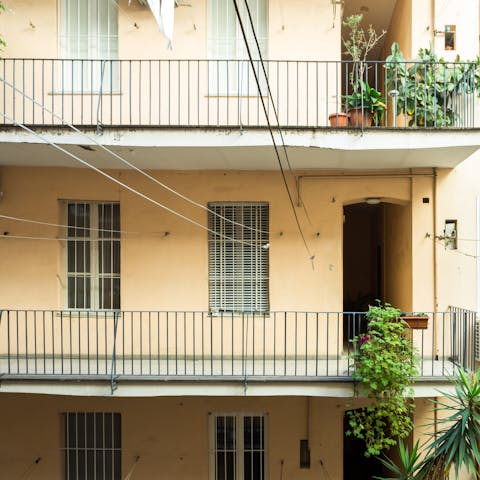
[208,203,269,313]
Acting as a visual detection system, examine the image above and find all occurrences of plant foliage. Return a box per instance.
[346,303,418,457]
[418,368,480,479]
[374,438,423,480]
[342,14,387,125]
[0,1,6,49]
[385,42,480,127]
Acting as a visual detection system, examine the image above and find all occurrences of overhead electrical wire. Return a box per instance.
[231,0,315,266]
[0,213,129,235]
[0,77,268,236]
[241,0,313,226]
[0,112,264,249]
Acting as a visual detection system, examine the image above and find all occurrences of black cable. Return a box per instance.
[241,0,314,226]
[232,0,315,264]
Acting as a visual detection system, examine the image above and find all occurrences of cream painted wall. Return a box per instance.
[0,394,345,480]
[436,159,480,312]
[0,167,416,312]
[1,0,341,61]
[411,0,479,59]
[0,394,464,480]
[384,202,413,311]
[384,0,412,58]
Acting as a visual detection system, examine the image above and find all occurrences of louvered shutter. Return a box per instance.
[208,203,269,313]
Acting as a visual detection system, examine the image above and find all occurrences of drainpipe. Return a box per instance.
[433,168,438,352]
[431,0,436,45]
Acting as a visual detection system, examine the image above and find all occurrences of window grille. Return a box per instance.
[63,412,121,480]
[211,414,266,480]
[66,202,120,309]
[59,0,119,92]
[208,203,269,313]
[207,0,268,95]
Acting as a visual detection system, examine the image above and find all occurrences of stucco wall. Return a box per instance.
[0,166,417,311]
[1,0,341,61]
[0,393,444,480]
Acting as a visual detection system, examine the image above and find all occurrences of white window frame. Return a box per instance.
[64,201,120,310]
[58,0,119,93]
[208,202,269,314]
[207,0,268,95]
[209,413,268,480]
[63,412,121,480]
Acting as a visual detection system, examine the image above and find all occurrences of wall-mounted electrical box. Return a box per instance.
[300,439,311,469]
[444,219,457,250]
[445,25,456,50]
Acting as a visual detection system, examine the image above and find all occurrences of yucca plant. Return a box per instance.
[374,438,423,480]
[376,368,480,479]
[418,368,480,479]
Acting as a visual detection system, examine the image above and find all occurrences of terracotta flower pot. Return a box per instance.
[400,315,429,330]
[328,112,350,127]
[348,107,373,127]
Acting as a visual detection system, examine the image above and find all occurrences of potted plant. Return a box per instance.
[328,112,350,127]
[385,42,480,127]
[399,312,429,330]
[345,80,387,126]
[340,14,387,127]
[346,303,418,457]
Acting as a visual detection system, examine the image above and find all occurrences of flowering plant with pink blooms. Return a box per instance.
[346,302,418,457]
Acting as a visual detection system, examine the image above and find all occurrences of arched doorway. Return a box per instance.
[343,200,412,335]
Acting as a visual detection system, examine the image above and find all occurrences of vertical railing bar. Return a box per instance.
[148,312,152,375]
[284,312,287,376]
[60,310,64,374]
[273,312,276,376]
[24,310,28,374]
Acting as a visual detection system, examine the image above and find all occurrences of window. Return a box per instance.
[210,414,266,480]
[208,203,269,313]
[207,0,268,94]
[66,202,120,309]
[59,0,118,92]
[63,412,121,480]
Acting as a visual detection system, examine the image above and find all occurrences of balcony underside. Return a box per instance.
[1,127,480,170]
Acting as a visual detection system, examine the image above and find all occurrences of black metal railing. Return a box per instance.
[0,309,476,386]
[1,58,480,129]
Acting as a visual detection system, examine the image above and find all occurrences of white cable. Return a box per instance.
[0,112,263,248]
[0,213,129,234]
[0,76,269,235]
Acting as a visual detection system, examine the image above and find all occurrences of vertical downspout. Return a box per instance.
[433,168,438,344]
[477,196,480,314]
[431,0,436,45]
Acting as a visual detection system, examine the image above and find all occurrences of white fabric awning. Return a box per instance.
[145,0,175,49]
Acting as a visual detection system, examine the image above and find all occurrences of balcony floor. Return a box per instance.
[0,355,456,380]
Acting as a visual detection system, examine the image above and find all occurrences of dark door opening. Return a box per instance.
[343,411,384,480]
[343,203,384,343]
[343,203,384,312]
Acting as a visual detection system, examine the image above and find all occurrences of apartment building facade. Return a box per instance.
[1,0,480,478]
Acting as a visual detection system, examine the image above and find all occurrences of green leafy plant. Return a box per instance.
[385,42,480,127]
[0,1,6,49]
[417,368,480,479]
[342,14,387,125]
[346,303,418,457]
[345,80,387,125]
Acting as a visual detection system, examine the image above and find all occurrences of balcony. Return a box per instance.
[0,308,476,393]
[2,59,480,170]
[1,58,480,129]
